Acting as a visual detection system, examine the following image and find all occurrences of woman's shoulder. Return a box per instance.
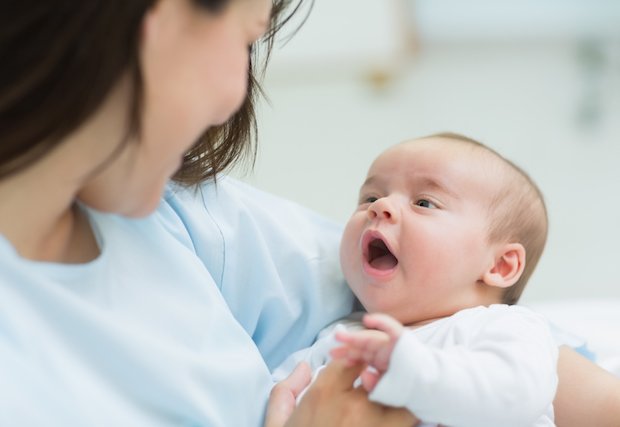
[164,177,341,229]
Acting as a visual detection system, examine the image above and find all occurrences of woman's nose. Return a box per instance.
[367,197,398,222]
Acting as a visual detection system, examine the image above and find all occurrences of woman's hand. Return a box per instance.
[265,362,312,427]
[265,359,416,427]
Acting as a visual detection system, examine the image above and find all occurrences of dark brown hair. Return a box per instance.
[428,132,548,305]
[0,0,304,183]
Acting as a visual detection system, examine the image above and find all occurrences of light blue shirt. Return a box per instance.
[0,177,354,426]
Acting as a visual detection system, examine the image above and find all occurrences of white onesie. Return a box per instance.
[274,304,558,427]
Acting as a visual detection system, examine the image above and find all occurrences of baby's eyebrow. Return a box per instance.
[361,175,381,189]
[415,176,460,199]
[360,174,460,200]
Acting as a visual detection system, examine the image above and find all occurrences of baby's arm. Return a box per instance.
[335,306,559,426]
[330,313,404,392]
[381,307,557,425]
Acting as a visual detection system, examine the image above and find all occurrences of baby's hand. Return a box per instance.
[330,313,404,392]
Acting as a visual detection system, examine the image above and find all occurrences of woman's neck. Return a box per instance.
[0,75,131,263]
[0,156,100,264]
[34,203,99,263]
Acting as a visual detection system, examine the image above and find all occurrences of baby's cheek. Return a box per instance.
[339,223,359,277]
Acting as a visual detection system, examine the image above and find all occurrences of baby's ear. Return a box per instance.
[482,243,526,289]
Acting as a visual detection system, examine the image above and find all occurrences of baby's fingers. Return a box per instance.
[362,313,404,339]
[336,329,390,355]
[335,329,389,348]
[330,345,365,366]
[329,345,348,359]
[361,368,381,392]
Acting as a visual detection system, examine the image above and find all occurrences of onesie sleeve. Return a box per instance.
[163,177,355,370]
[369,305,558,427]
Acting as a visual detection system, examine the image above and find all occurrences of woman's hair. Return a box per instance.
[0,0,304,183]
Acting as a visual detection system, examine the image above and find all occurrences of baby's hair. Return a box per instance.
[427,132,548,304]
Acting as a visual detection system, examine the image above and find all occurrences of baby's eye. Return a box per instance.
[415,199,437,209]
[359,194,379,205]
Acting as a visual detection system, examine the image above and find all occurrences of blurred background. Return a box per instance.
[234,0,620,302]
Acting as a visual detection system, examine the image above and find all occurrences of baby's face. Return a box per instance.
[340,138,502,325]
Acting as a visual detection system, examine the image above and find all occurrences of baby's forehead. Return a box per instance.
[367,137,507,195]
[400,136,484,154]
[375,137,494,170]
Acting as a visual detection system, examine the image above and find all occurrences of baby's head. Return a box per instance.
[340,133,547,325]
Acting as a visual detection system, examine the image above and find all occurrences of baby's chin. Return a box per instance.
[356,299,428,326]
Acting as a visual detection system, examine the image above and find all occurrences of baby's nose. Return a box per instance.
[367,197,397,222]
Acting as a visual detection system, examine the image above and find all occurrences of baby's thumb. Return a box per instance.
[361,368,380,393]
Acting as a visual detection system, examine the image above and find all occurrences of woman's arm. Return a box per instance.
[265,360,417,427]
[555,346,620,427]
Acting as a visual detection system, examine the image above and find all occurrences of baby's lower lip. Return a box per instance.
[362,258,398,281]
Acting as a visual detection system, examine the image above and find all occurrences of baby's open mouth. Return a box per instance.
[366,238,398,270]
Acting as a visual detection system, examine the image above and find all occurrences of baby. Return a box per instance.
[274,133,557,426]
[274,134,558,427]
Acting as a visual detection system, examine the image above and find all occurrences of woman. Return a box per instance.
[0,1,617,426]
[0,1,411,425]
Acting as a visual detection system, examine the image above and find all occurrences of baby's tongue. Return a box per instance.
[370,253,398,270]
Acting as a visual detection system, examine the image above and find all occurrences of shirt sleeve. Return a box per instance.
[163,177,355,370]
[369,306,558,427]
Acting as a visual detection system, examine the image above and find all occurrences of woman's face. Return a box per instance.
[78,0,271,216]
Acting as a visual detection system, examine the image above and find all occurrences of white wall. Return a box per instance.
[235,1,620,303]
